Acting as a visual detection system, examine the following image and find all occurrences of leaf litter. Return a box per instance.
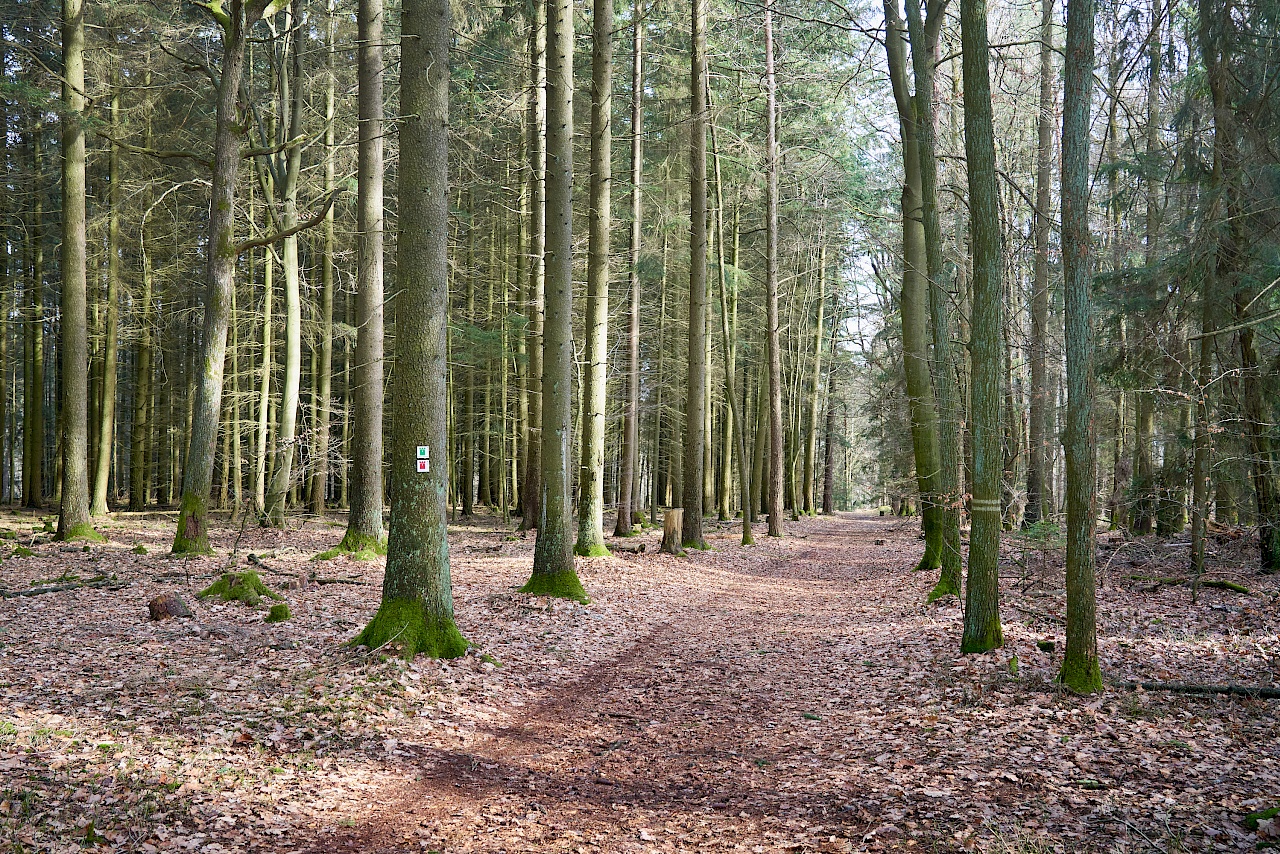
[0,509,1276,852]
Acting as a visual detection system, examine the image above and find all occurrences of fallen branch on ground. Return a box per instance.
[0,577,129,598]
[1113,680,1280,699]
[1128,575,1250,594]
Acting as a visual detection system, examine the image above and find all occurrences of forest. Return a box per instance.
[0,0,1278,849]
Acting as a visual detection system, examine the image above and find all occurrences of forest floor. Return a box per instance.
[0,508,1277,853]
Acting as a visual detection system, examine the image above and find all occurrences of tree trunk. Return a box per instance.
[614,4,643,538]
[802,248,825,517]
[520,2,547,533]
[173,0,261,554]
[524,0,586,602]
[91,84,121,517]
[1059,0,1102,692]
[681,0,709,550]
[265,15,305,528]
[904,0,962,600]
[342,0,388,551]
[354,0,468,660]
[959,0,1004,653]
[310,1,337,516]
[1025,0,1054,528]
[23,119,45,510]
[763,0,784,539]
[57,0,97,541]
[576,0,613,556]
[884,0,942,570]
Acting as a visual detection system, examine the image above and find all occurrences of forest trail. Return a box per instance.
[1,510,1276,852]
[319,512,927,852]
[307,511,1279,852]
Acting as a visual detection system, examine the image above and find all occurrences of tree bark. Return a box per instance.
[1059,0,1102,692]
[173,0,267,554]
[614,3,644,539]
[91,83,121,517]
[57,0,97,541]
[958,0,1004,653]
[682,0,709,550]
[342,0,388,551]
[1025,0,1054,529]
[310,0,337,515]
[524,0,587,601]
[520,2,547,532]
[763,0,784,538]
[353,0,467,659]
[576,0,613,556]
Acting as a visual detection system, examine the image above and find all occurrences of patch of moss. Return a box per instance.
[1058,655,1103,694]
[479,652,503,668]
[312,547,343,561]
[11,546,34,558]
[1036,639,1056,653]
[573,543,611,558]
[336,529,387,557]
[198,570,283,607]
[519,569,589,604]
[61,522,105,544]
[1245,807,1280,831]
[0,530,16,540]
[265,603,292,623]
[925,575,961,604]
[132,544,148,555]
[351,598,469,660]
[683,540,712,551]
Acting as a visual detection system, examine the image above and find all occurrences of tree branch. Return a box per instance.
[96,132,211,168]
[235,190,340,254]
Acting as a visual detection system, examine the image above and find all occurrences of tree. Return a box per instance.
[56,0,98,542]
[1059,0,1102,693]
[681,0,709,551]
[958,0,1004,653]
[353,0,467,660]
[576,0,613,557]
[614,1,644,539]
[172,0,278,555]
[763,0,784,539]
[522,0,587,602]
[339,0,387,554]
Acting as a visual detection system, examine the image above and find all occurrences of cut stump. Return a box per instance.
[148,593,192,620]
[660,510,685,556]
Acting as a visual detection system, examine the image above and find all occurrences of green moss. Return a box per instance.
[11,546,34,558]
[61,522,105,543]
[574,543,611,558]
[351,599,469,660]
[684,540,712,551]
[960,623,1004,655]
[1036,639,1056,653]
[337,529,387,556]
[925,574,961,604]
[132,544,148,555]
[741,529,756,546]
[1244,807,1280,831]
[519,569,589,603]
[198,570,283,607]
[171,492,213,555]
[265,603,292,623]
[1058,655,1103,694]
[479,652,503,668]
[313,547,343,561]
[0,530,16,540]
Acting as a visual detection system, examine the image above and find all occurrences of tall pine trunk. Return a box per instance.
[682,0,709,549]
[763,0,784,538]
[91,84,121,517]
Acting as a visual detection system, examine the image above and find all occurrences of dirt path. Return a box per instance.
[308,512,1280,852]
[2,510,1276,852]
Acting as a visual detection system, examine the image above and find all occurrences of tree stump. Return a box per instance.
[148,593,192,620]
[660,509,685,555]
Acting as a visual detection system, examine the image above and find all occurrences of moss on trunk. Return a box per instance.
[926,573,961,604]
[171,491,213,555]
[59,522,105,543]
[353,598,468,659]
[520,569,588,603]
[336,529,388,557]
[1058,655,1102,694]
[574,543,611,558]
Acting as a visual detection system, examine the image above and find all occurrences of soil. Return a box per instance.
[0,509,1277,852]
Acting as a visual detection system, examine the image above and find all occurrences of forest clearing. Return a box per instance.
[1,510,1277,852]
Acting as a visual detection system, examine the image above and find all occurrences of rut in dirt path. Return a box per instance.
[313,513,930,853]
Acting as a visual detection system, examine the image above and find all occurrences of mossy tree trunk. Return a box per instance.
[1059,0,1102,693]
[576,0,612,557]
[355,0,467,660]
[57,0,98,542]
[341,0,387,552]
[523,0,586,603]
[520,3,547,533]
[958,0,1004,653]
